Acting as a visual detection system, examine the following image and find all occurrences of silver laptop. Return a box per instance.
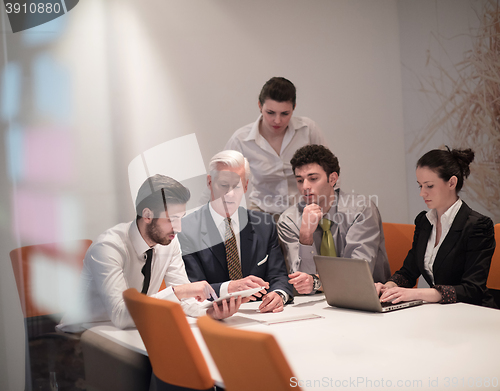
[314,256,423,312]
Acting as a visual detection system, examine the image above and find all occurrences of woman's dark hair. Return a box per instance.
[258,77,296,107]
[417,147,475,193]
[291,144,340,178]
[135,174,190,218]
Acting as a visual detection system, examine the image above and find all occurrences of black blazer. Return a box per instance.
[394,202,496,307]
[178,205,292,298]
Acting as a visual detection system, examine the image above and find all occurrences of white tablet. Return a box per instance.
[201,286,266,309]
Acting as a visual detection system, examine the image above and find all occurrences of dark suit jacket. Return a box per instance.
[393,202,496,307]
[178,204,292,298]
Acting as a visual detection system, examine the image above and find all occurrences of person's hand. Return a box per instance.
[299,204,322,245]
[173,281,217,302]
[228,275,268,300]
[374,282,385,296]
[288,272,314,294]
[375,281,397,296]
[207,296,242,320]
[258,291,284,313]
[379,287,417,304]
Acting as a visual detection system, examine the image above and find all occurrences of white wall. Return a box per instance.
[0,1,407,389]
[399,0,498,223]
[105,0,408,225]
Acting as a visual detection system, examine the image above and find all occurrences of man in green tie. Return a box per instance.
[278,145,390,294]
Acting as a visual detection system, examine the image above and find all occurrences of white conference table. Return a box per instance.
[87,295,500,390]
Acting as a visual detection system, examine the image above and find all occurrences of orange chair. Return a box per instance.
[9,239,92,390]
[382,222,415,277]
[197,315,301,391]
[486,224,500,290]
[10,239,92,321]
[123,288,215,391]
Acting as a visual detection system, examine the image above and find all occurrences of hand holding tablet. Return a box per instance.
[201,286,267,309]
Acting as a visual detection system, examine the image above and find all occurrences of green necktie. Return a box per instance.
[319,218,337,257]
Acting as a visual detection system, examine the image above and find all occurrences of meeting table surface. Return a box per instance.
[86,294,500,391]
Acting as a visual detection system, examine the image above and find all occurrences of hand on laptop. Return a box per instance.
[379,283,442,304]
[379,286,417,304]
[374,281,397,296]
[288,272,314,294]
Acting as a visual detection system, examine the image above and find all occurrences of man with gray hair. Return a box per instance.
[178,150,293,313]
[58,174,240,332]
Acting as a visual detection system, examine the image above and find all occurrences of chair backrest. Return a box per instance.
[123,288,214,390]
[382,222,415,276]
[487,224,500,290]
[9,239,92,318]
[197,315,301,391]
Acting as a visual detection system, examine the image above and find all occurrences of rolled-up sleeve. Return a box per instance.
[86,243,136,329]
[342,202,382,273]
[154,240,208,317]
[277,212,303,273]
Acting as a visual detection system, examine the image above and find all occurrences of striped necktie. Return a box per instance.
[224,217,242,280]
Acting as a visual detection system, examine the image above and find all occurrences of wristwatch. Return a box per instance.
[276,291,287,305]
[311,274,322,291]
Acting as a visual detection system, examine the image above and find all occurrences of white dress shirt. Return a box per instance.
[424,198,463,285]
[225,115,327,214]
[57,220,206,332]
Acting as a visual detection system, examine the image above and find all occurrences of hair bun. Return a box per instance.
[450,148,474,178]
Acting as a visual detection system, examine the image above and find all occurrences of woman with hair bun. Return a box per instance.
[376,147,496,307]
